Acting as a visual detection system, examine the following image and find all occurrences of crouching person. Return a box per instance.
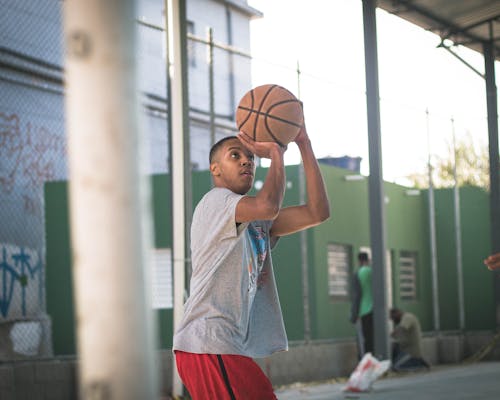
[390,308,430,372]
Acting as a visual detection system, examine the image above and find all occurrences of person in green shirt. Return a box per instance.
[390,308,430,371]
[350,252,374,356]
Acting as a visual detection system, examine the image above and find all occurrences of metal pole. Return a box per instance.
[64,1,157,399]
[296,60,311,342]
[166,0,190,396]
[451,118,466,331]
[426,108,440,332]
[208,27,216,148]
[362,0,389,359]
[483,39,500,329]
[225,7,236,116]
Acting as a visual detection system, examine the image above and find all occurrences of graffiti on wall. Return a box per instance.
[0,244,43,319]
[0,111,66,218]
[0,110,64,320]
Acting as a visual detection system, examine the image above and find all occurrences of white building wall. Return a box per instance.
[0,0,260,327]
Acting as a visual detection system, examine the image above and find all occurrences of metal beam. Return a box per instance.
[439,43,485,79]
[382,0,487,45]
[483,39,500,328]
[362,0,390,359]
[165,0,191,396]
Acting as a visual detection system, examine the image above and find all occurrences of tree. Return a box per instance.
[407,132,490,190]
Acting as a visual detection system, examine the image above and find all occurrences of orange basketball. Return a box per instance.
[235,84,304,147]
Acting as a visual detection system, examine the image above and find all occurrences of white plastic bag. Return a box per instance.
[343,352,391,392]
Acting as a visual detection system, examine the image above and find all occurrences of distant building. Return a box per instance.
[0,0,262,357]
[318,156,362,173]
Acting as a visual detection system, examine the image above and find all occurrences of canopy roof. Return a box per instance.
[378,0,500,61]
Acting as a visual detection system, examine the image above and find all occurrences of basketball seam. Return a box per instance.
[268,99,301,109]
[238,105,303,128]
[254,84,278,141]
[236,85,302,146]
[265,98,302,146]
[237,90,255,132]
[264,119,285,147]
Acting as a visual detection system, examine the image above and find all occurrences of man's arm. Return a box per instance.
[350,272,361,323]
[235,132,286,223]
[270,125,330,237]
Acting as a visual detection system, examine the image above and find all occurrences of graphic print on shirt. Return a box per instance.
[245,224,268,292]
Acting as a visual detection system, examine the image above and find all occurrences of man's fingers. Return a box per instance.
[485,261,500,271]
[484,255,500,270]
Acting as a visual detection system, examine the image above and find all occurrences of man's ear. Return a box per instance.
[210,162,220,177]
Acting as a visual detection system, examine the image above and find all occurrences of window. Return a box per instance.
[327,243,351,299]
[186,20,196,67]
[399,250,417,301]
[150,248,173,309]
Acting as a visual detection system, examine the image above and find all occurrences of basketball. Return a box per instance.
[235,84,304,147]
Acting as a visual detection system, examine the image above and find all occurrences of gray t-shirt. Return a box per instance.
[172,187,288,358]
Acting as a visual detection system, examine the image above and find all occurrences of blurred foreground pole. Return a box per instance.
[362,0,390,359]
[64,1,157,399]
[165,0,189,396]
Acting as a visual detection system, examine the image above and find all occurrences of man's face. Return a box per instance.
[390,310,402,324]
[210,138,256,195]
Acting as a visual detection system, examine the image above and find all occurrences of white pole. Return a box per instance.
[426,109,440,333]
[296,60,311,342]
[64,1,157,399]
[166,0,187,396]
[451,118,466,331]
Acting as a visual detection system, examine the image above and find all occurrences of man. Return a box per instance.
[350,252,373,356]
[173,124,330,399]
[390,308,430,371]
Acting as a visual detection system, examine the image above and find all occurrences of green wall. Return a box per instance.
[269,165,306,341]
[434,186,494,331]
[309,166,369,340]
[45,166,495,355]
[45,182,75,356]
[384,182,433,331]
[308,167,434,339]
[45,175,188,354]
[150,174,175,348]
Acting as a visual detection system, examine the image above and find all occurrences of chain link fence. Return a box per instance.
[0,0,490,362]
[0,0,65,361]
[0,0,254,361]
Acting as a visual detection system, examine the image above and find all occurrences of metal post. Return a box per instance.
[362,0,389,359]
[483,39,500,328]
[166,0,190,396]
[208,27,216,148]
[451,118,466,331]
[64,1,157,399]
[225,7,236,116]
[296,60,311,342]
[426,109,440,332]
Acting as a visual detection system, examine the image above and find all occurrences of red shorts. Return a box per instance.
[175,351,277,400]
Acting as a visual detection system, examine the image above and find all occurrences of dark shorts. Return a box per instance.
[175,350,277,400]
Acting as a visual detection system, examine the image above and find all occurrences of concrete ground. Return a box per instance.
[275,361,500,400]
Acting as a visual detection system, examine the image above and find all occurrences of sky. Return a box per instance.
[247,0,499,186]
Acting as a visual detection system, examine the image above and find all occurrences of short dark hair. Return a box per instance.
[209,135,238,164]
[358,252,369,263]
[390,307,402,318]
